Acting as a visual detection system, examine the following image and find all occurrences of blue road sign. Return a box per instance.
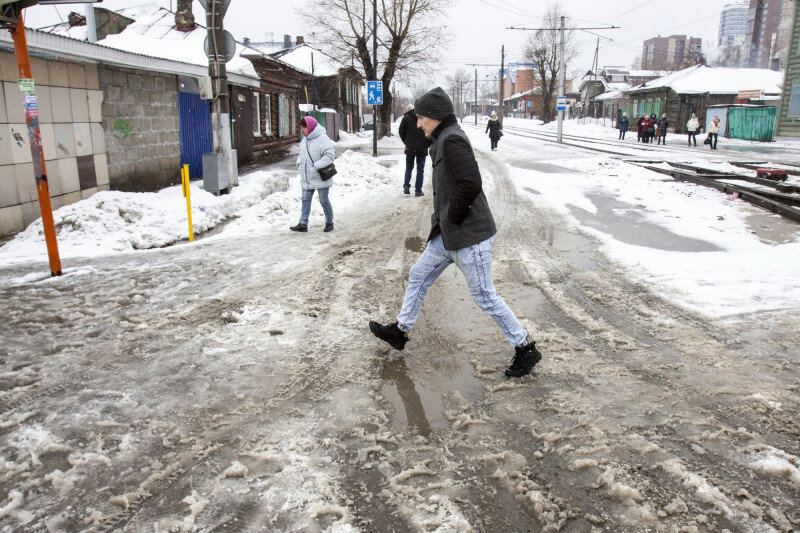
[367,81,383,105]
[556,96,567,111]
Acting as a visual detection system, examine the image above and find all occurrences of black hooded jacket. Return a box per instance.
[398,110,431,156]
[427,115,497,250]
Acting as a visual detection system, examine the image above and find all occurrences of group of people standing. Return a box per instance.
[619,112,669,144]
[617,112,723,150]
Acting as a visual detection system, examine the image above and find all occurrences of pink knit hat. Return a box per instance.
[300,115,317,134]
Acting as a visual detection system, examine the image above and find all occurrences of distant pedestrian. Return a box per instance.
[618,113,629,140]
[369,87,542,378]
[707,115,721,150]
[656,113,668,145]
[290,116,335,233]
[646,113,657,143]
[637,114,647,142]
[486,111,502,150]
[686,113,700,147]
[398,108,431,196]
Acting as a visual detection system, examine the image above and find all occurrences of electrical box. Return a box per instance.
[198,76,213,100]
[202,152,229,195]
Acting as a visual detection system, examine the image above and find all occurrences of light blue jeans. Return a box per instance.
[396,234,528,346]
[299,187,333,225]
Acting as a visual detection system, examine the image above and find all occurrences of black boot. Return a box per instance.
[290,223,308,232]
[369,321,408,350]
[505,341,542,377]
[324,222,334,232]
[403,186,410,195]
[415,190,424,197]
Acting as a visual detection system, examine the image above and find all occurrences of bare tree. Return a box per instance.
[522,2,578,123]
[630,55,642,70]
[445,69,471,118]
[299,0,449,137]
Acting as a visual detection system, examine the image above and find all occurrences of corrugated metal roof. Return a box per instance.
[0,25,260,87]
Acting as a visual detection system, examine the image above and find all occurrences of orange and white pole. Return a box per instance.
[10,14,62,276]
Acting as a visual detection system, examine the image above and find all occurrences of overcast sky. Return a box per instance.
[24,0,733,91]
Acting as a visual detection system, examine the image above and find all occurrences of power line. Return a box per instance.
[600,11,721,50]
[509,25,620,31]
[604,0,659,23]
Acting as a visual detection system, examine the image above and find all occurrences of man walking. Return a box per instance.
[369,88,542,378]
[398,108,430,196]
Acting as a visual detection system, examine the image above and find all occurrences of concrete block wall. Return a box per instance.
[98,65,181,192]
[0,50,108,237]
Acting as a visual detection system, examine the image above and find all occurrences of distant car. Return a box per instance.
[363,120,374,131]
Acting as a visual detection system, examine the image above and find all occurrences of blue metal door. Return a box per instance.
[178,92,212,180]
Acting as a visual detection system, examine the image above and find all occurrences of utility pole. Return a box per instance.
[8,10,62,276]
[506,22,619,143]
[590,37,599,118]
[474,68,478,125]
[372,0,377,157]
[557,16,565,143]
[204,0,235,188]
[311,52,315,111]
[499,45,505,127]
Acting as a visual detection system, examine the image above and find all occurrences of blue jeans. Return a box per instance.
[404,154,426,192]
[396,234,528,346]
[299,187,333,225]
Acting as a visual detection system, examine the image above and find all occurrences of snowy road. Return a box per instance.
[1,126,799,532]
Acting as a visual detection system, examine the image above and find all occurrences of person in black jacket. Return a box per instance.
[369,87,542,378]
[485,111,502,150]
[656,113,668,145]
[398,109,431,196]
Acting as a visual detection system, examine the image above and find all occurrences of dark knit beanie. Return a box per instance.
[414,87,453,120]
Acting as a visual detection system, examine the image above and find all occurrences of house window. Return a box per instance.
[264,94,272,135]
[253,92,261,136]
[789,82,800,117]
[278,93,288,137]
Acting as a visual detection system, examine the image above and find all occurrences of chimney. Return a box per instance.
[296,36,304,45]
[283,34,292,49]
[175,0,196,32]
[68,12,86,27]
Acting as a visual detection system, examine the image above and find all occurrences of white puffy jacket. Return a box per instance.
[296,126,335,190]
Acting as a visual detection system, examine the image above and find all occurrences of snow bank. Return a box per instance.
[0,170,290,264]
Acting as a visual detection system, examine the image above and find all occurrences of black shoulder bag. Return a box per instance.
[306,141,337,180]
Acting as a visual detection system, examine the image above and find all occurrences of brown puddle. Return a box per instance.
[404,236,427,253]
[381,357,433,437]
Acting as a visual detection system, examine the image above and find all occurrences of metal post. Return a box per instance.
[499,45,504,127]
[372,0,377,157]
[84,3,97,43]
[474,68,478,125]
[557,15,565,143]
[205,0,234,186]
[10,15,62,276]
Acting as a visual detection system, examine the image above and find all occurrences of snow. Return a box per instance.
[40,4,261,80]
[0,170,290,264]
[1,118,799,531]
[0,141,401,269]
[630,64,783,95]
[271,44,343,77]
[468,118,800,319]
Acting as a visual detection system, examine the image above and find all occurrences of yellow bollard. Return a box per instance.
[181,165,194,242]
